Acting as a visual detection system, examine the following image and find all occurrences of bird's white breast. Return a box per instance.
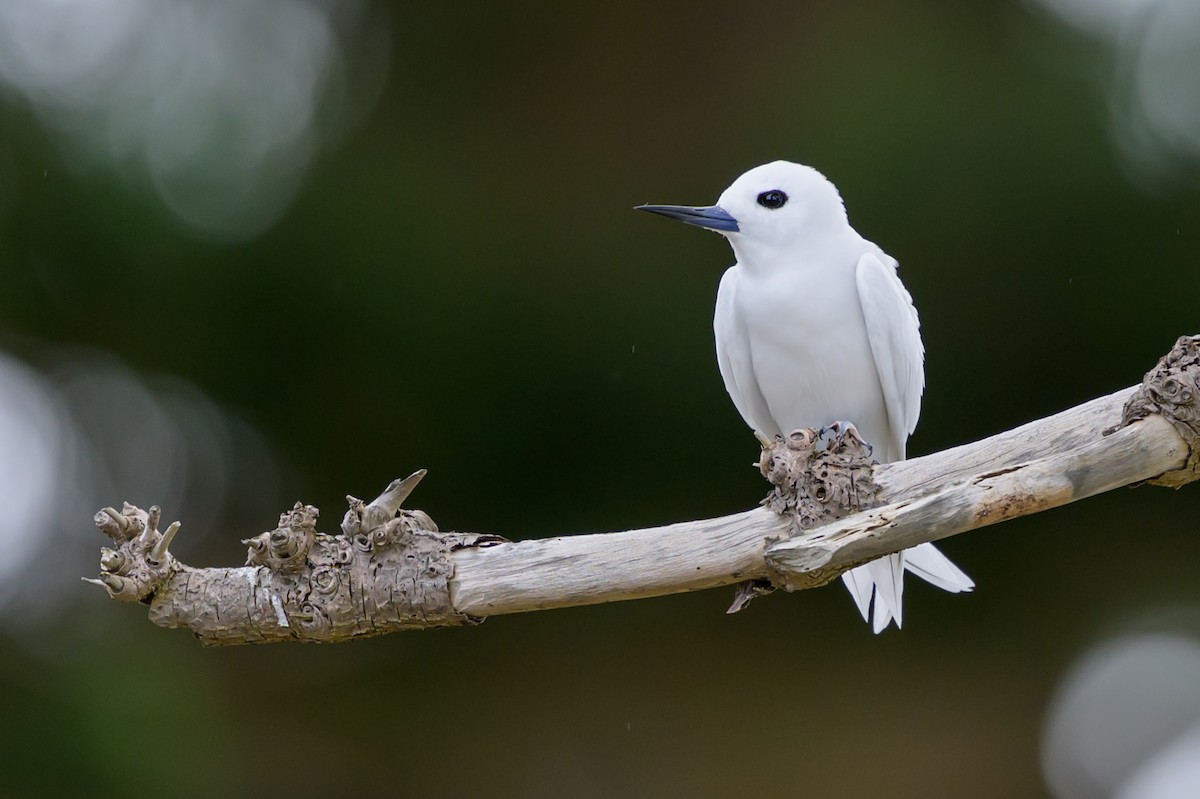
[718,236,894,458]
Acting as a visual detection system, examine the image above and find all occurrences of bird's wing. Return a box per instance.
[714,268,752,424]
[714,267,778,436]
[855,252,925,460]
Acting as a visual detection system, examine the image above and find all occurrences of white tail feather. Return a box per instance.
[867,554,905,633]
[841,569,873,623]
[903,543,975,593]
[872,600,893,634]
[841,544,970,633]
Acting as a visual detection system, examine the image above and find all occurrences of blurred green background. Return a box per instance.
[1,1,1199,797]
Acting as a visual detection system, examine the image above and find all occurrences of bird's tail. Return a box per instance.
[840,543,974,633]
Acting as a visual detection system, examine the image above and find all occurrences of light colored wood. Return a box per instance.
[448,508,786,616]
[874,386,1133,496]
[86,336,1200,645]
[766,414,1186,579]
[448,386,1184,617]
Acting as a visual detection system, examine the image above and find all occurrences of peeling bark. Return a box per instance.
[86,336,1200,645]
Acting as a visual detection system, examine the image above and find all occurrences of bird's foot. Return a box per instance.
[818,421,873,457]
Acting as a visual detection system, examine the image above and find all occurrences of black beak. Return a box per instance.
[636,204,739,233]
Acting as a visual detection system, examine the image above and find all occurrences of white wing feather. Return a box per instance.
[714,266,778,437]
[855,252,924,461]
[851,251,971,630]
[713,268,752,426]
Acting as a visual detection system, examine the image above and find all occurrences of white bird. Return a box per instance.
[639,160,973,632]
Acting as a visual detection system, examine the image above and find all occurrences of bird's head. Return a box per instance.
[638,160,848,266]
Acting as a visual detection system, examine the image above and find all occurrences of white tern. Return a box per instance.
[639,160,973,632]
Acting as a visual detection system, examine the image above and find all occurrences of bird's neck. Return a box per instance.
[730,225,862,279]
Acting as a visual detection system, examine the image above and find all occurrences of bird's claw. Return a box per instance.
[818,421,872,456]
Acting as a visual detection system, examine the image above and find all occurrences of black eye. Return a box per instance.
[756,190,788,209]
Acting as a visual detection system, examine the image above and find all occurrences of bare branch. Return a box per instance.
[765,414,1185,587]
[85,335,1200,645]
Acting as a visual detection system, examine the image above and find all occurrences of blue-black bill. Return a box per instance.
[636,204,739,233]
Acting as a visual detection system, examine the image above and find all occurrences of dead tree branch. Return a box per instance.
[86,336,1200,645]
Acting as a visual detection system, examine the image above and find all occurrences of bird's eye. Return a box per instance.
[756,190,788,209]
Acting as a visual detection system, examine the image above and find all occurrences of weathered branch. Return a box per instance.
[86,335,1200,645]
